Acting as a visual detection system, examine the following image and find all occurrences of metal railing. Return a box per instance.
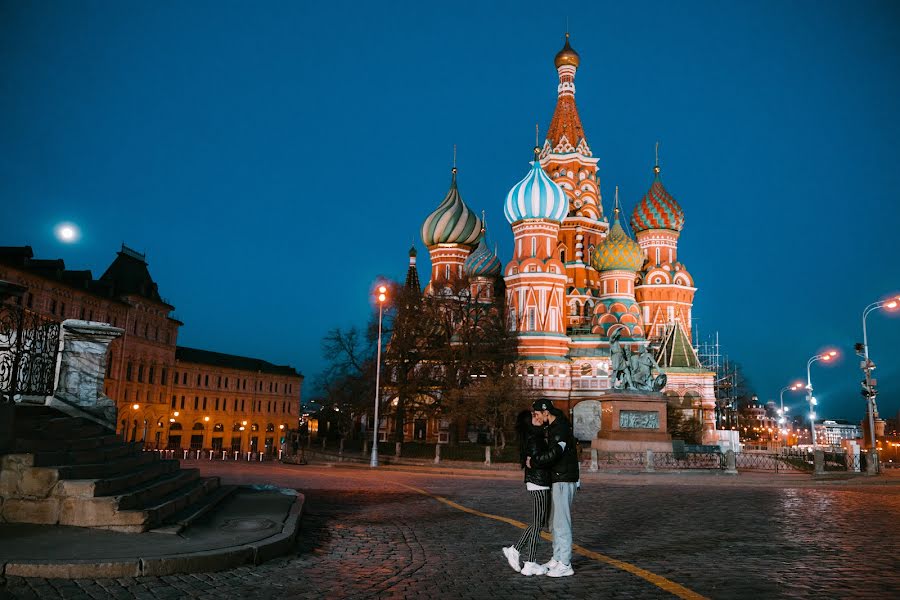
[0,304,61,403]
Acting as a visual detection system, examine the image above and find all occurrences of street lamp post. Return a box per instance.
[806,351,836,449]
[861,297,899,452]
[370,285,388,468]
[778,382,802,443]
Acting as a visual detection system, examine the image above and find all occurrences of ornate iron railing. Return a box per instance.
[0,304,61,403]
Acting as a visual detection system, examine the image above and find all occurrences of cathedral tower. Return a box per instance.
[631,158,695,341]
[421,168,482,294]
[539,34,608,331]
[591,189,646,340]
[504,148,570,361]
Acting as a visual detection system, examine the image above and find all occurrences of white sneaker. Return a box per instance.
[502,546,521,572]
[541,558,560,571]
[546,562,575,578]
[520,561,547,576]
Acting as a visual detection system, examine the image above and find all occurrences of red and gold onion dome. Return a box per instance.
[593,207,643,272]
[630,166,685,233]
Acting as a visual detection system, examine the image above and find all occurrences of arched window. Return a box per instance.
[169,422,183,431]
[581,364,592,376]
[192,422,204,431]
[560,248,567,263]
[213,423,224,432]
[266,423,275,432]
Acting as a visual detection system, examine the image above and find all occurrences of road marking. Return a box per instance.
[395,481,708,600]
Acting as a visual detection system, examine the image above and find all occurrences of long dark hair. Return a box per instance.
[515,410,533,468]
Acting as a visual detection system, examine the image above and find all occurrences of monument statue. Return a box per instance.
[608,329,666,392]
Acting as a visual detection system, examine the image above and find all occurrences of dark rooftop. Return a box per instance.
[176,346,303,379]
[0,244,172,309]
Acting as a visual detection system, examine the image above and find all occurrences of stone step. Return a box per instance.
[150,484,238,534]
[54,451,159,481]
[13,434,121,453]
[139,476,220,529]
[31,442,143,468]
[116,468,201,511]
[56,474,215,532]
[55,460,181,498]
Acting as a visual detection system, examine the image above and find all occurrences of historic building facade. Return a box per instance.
[0,245,303,452]
[413,35,717,444]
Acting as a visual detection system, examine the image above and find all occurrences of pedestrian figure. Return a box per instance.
[530,398,579,577]
[502,410,553,576]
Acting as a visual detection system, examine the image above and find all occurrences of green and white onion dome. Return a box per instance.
[504,159,569,224]
[464,233,501,277]
[421,169,482,248]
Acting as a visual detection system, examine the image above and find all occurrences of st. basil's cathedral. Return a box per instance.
[413,35,718,445]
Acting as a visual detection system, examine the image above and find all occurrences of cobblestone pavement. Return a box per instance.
[2,461,899,599]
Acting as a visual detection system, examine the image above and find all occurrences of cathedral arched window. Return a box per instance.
[560,248,566,263]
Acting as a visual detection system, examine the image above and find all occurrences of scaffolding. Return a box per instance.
[694,329,739,429]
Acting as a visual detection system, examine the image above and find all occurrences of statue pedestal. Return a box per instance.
[591,390,672,453]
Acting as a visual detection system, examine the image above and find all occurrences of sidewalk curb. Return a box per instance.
[0,491,305,579]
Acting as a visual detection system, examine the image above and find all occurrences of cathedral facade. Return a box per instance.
[417,35,717,444]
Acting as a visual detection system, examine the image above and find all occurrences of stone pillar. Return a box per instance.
[53,320,124,429]
[867,451,879,476]
[363,439,368,455]
[395,442,401,458]
[589,448,598,472]
[484,445,491,466]
[644,450,655,472]
[434,444,441,464]
[814,450,825,475]
[724,449,738,475]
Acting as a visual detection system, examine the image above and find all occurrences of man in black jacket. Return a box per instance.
[531,398,579,577]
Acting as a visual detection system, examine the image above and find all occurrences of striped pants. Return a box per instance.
[513,489,550,563]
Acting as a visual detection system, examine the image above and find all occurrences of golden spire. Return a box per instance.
[654,141,661,174]
[452,144,457,175]
[534,123,541,157]
[614,185,620,220]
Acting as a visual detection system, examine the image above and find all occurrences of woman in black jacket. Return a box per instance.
[502,409,552,576]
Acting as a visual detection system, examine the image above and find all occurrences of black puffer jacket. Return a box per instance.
[521,427,552,487]
[532,413,580,483]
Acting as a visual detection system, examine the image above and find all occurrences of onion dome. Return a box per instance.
[630,166,685,233]
[421,168,482,248]
[554,33,580,69]
[504,149,569,224]
[464,230,501,278]
[593,191,643,272]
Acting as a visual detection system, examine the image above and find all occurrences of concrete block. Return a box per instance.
[140,546,254,577]
[19,467,59,498]
[5,559,141,579]
[2,497,60,524]
[1,454,34,470]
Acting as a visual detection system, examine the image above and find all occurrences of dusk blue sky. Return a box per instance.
[2,1,899,422]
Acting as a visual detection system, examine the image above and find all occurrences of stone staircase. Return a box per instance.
[0,405,234,533]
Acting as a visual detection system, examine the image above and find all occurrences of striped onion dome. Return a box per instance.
[421,169,482,248]
[630,167,685,233]
[593,209,643,272]
[504,154,569,224]
[464,231,501,277]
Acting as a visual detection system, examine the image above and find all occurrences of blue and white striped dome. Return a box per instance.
[504,160,569,224]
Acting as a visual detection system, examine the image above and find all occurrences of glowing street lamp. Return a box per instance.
[860,296,900,454]
[371,284,388,468]
[778,382,802,443]
[806,351,838,449]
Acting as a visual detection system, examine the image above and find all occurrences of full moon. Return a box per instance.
[54,222,80,243]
